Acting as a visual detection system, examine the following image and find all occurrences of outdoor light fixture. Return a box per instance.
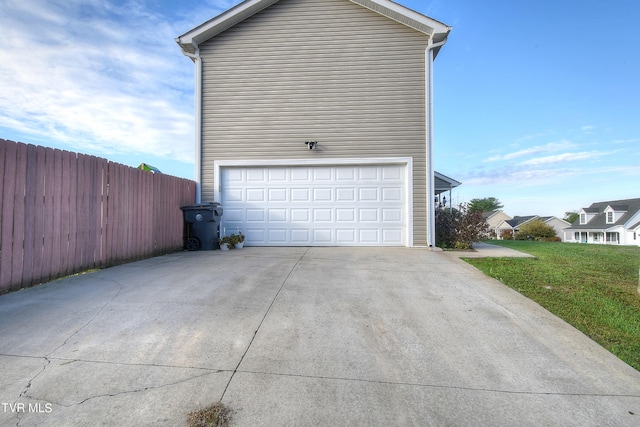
[305,141,317,150]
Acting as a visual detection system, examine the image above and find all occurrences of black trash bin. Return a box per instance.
[181,203,223,250]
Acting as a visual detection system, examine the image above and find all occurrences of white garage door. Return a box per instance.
[219,164,407,246]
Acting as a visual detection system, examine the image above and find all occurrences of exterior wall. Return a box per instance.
[544,217,570,241]
[198,0,430,245]
[486,211,511,238]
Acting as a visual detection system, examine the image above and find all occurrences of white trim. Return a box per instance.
[214,157,414,247]
[176,0,451,55]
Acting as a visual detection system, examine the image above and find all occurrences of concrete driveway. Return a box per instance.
[1,247,639,426]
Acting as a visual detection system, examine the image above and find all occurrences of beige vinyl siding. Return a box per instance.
[199,0,430,245]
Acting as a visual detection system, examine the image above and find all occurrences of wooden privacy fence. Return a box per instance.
[0,138,196,294]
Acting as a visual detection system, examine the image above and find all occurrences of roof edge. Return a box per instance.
[176,0,451,55]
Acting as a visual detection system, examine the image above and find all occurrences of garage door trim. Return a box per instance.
[214,157,413,247]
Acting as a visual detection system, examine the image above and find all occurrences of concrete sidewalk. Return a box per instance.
[446,241,536,258]
[1,247,639,426]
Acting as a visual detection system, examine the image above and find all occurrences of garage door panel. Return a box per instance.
[313,209,332,222]
[246,189,265,202]
[291,168,310,181]
[336,208,356,222]
[268,168,287,181]
[313,168,332,181]
[291,229,311,244]
[336,188,355,201]
[291,188,310,201]
[359,188,379,201]
[268,188,287,202]
[246,209,265,222]
[382,187,402,201]
[268,209,287,222]
[247,169,265,182]
[224,208,244,222]
[313,188,332,202]
[383,229,403,243]
[220,164,406,246]
[336,168,355,181]
[313,229,333,243]
[359,229,380,243]
[359,167,378,180]
[291,209,310,222]
[359,209,378,222]
[382,208,402,222]
[226,189,243,202]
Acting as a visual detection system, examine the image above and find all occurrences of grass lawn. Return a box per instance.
[463,240,640,371]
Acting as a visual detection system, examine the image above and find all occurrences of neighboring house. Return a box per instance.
[434,171,461,211]
[495,215,571,241]
[541,216,572,241]
[176,0,451,247]
[564,198,640,246]
[482,210,512,238]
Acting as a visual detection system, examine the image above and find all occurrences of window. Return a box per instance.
[580,213,586,224]
[606,211,614,223]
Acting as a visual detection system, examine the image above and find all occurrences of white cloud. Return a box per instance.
[0,0,201,163]
[518,151,607,166]
[484,139,577,162]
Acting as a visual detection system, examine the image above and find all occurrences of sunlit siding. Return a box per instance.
[199,0,430,245]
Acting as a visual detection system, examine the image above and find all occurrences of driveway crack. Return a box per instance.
[15,280,123,405]
[48,278,124,356]
[220,248,310,400]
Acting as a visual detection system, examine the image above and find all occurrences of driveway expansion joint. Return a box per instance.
[220,248,311,401]
[236,369,640,398]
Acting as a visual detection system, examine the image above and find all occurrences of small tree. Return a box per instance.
[468,197,503,213]
[514,220,557,241]
[564,211,579,224]
[435,203,490,249]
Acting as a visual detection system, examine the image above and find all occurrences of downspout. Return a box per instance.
[182,45,203,203]
[425,37,448,248]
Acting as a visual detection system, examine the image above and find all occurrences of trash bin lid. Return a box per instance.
[181,202,221,211]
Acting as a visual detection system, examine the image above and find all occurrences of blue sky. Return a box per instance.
[1,0,638,218]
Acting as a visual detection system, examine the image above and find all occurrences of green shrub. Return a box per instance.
[435,203,489,249]
[515,220,557,241]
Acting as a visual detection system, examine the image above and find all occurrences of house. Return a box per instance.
[481,210,512,238]
[495,215,571,241]
[434,171,461,211]
[176,0,451,247]
[564,198,640,246]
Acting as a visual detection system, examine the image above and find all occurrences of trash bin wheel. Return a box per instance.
[186,237,201,251]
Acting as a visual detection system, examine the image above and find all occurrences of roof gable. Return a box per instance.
[176,0,451,55]
[505,216,539,228]
[568,198,640,229]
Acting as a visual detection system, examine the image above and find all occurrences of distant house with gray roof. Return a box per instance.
[564,198,640,246]
[482,210,511,237]
[495,215,571,241]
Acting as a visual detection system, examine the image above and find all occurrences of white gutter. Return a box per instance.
[425,37,448,248]
[182,46,203,203]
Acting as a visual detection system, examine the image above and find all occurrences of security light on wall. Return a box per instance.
[305,141,317,150]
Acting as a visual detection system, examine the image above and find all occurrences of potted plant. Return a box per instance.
[233,232,245,249]
[218,235,234,251]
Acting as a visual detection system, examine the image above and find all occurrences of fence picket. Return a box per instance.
[1,140,17,293]
[0,139,195,293]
